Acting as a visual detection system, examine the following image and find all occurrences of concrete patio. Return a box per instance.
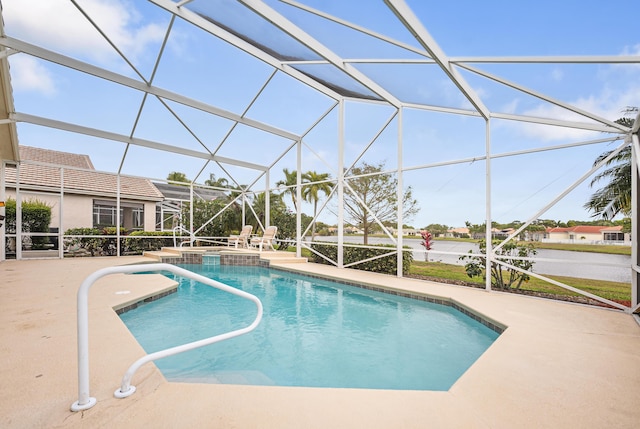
[1,255,639,428]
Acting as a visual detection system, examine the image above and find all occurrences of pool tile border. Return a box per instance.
[114,287,178,315]
[271,267,506,334]
[155,252,204,265]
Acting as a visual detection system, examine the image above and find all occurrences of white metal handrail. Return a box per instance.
[172,225,192,247]
[70,263,263,412]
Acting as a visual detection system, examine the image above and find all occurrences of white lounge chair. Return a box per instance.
[228,225,253,248]
[250,226,277,251]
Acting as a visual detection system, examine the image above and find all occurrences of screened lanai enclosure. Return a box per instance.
[0,1,639,311]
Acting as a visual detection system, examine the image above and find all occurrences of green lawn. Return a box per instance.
[409,261,631,304]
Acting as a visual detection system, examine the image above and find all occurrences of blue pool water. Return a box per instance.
[120,263,500,391]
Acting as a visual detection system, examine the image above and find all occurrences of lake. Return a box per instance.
[311,236,631,283]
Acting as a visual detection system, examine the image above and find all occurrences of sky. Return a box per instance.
[2,0,640,229]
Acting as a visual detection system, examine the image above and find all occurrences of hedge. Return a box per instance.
[310,242,413,275]
[123,231,183,254]
[4,198,53,249]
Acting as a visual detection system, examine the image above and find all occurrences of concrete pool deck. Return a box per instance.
[1,255,639,428]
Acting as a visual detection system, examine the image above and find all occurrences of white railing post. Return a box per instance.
[70,263,262,411]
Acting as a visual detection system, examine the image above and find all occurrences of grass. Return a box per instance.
[409,260,631,304]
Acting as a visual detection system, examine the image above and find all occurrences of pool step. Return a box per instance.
[172,370,275,386]
[143,247,212,262]
[264,256,308,264]
[256,251,308,264]
[142,250,182,261]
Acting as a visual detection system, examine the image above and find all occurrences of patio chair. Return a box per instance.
[228,225,253,248]
[250,225,278,251]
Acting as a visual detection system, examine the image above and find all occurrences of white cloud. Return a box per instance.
[500,98,520,114]
[551,68,564,81]
[512,70,640,142]
[9,55,56,95]
[2,0,164,65]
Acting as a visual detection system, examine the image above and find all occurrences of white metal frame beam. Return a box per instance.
[11,112,269,172]
[0,36,300,143]
[384,0,490,119]
[459,63,629,132]
[280,0,433,60]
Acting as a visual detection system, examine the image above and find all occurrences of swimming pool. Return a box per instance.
[120,263,501,391]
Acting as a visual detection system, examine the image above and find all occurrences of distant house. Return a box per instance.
[387,227,419,236]
[4,146,164,232]
[544,225,626,244]
[492,227,515,239]
[325,226,361,235]
[445,227,469,238]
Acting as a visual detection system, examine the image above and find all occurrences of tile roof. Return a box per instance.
[547,225,622,233]
[5,146,164,200]
[19,145,94,169]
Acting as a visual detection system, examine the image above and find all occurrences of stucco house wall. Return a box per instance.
[545,225,627,244]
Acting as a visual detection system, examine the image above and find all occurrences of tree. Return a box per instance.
[584,116,635,219]
[276,168,303,211]
[616,217,632,234]
[302,171,333,238]
[465,221,485,238]
[343,161,419,245]
[181,198,240,238]
[167,171,190,184]
[204,173,228,189]
[251,191,287,225]
[424,223,448,237]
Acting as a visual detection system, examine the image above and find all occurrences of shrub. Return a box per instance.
[64,227,103,256]
[459,239,537,290]
[310,242,413,275]
[4,198,53,249]
[64,227,126,256]
[124,231,179,254]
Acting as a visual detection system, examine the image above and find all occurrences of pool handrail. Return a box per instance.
[70,263,263,412]
[172,226,192,247]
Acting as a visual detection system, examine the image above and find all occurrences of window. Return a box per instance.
[93,200,144,230]
[603,232,624,241]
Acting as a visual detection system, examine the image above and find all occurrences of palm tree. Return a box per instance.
[276,168,302,211]
[204,173,229,189]
[252,191,286,224]
[584,117,635,219]
[302,171,333,238]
